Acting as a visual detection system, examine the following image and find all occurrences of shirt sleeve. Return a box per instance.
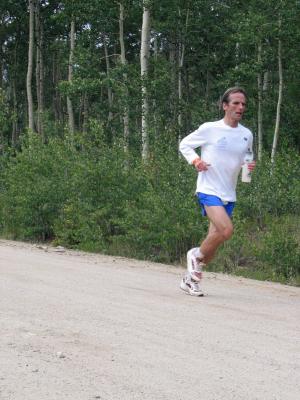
[179,123,210,164]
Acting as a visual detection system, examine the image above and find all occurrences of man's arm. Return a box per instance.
[179,123,211,171]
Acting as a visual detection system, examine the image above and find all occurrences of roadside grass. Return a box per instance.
[208,215,300,286]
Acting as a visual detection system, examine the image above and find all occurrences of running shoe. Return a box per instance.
[180,274,204,296]
[187,248,205,282]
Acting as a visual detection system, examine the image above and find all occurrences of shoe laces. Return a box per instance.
[190,278,201,291]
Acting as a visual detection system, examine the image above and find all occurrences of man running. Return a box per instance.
[179,87,256,296]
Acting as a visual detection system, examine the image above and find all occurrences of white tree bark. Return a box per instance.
[35,1,44,137]
[152,34,158,137]
[12,79,18,145]
[263,71,269,92]
[257,40,263,161]
[103,38,113,125]
[67,19,75,135]
[178,8,189,142]
[271,17,283,164]
[26,0,35,132]
[140,4,151,161]
[119,3,130,152]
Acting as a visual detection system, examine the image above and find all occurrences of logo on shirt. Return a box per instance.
[216,137,228,150]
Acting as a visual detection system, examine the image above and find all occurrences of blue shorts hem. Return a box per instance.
[196,192,235,217]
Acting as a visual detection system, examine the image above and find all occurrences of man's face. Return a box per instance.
[223,92,246,122]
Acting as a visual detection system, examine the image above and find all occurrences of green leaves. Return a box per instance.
[58,77,104,96]
[0,134,299,283]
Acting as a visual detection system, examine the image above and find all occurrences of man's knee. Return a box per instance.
[214,225,233,242]
[205,206,234,242]
[221,226,234,241]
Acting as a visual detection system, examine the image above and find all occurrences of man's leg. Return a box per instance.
[180,204,234,296]
[200,205,233,264]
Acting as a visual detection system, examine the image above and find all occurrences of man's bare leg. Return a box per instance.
[181,205,233,296]
[199,206,233,265]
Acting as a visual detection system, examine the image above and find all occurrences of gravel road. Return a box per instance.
[0,239,299,400]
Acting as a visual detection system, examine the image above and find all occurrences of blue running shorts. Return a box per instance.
[197,192,235,217]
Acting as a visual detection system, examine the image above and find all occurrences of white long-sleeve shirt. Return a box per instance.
[179,119,253,202]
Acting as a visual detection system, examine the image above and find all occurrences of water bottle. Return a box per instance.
[241,149,254,183]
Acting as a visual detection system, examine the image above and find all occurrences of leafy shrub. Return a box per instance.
[237,152,300,221]
[253,217,300,281]
[0,134,73,239]
[0,133,299,285]
[109,152,208,262]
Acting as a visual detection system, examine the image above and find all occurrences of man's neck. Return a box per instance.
[223,116,239,128]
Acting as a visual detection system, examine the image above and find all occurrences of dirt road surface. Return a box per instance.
[0,240,299,400]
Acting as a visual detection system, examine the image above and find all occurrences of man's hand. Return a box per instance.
[247,161,256,171]
[192,157,211,172]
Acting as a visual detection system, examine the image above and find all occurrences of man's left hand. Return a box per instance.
[247,161,256,171]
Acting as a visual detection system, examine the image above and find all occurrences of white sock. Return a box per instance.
[191,247,205,262]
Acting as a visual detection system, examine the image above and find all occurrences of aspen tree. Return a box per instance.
[271,14,283,164]
[140,2,151,161]
[26,0,35,132]
[67,19,75,135]
[119,2,130,153]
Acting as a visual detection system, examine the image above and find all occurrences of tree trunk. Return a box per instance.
[140,4,151,161]
[52,55,59,122]
[169,39,177,125]
[185,64,192,133]
[103,38,113,126]
[263,71,269,92]
[35,1,44,138]
[178,8,189,142]
[235,42,239,71]
[271,17,283,164]
[0,44,3,89]
[83,93,89,133]
[178,43,183,137]
[67,19,75,134]
[53,51,63,125]
[12,38,19,145]
[39,22,44,137]
[205,70,210,107]
[26,0,35,132]
[119,2,130,153]
[12,79,18,145]
[153,35,158,137]
[257,41,263,161]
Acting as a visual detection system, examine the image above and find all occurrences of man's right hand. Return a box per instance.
[192,157,211,172]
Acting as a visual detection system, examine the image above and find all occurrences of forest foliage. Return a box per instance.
[0,1,299,284]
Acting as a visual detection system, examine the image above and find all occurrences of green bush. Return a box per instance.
[108,152,208,262]
[0,134,73,239]
[253,216,300,282]
[237,152,300,221]
[209,215,300,284]
[0,133,299,285]
[53,144,138,250]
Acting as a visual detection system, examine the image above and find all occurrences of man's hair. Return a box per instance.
[221,87,247,104]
